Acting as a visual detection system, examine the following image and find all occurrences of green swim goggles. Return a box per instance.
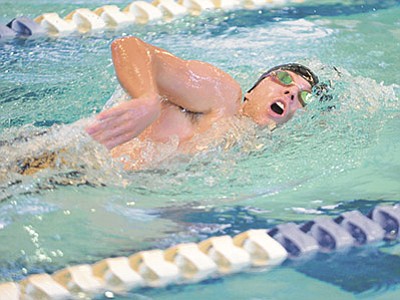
[247,70,313,107]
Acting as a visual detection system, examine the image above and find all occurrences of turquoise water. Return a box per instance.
[1,0,400,299]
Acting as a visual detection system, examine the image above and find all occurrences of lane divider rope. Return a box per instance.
[0,204,399,299]
[0,0,304,40]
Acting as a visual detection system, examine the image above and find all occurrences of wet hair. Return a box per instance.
[247,63,319,94]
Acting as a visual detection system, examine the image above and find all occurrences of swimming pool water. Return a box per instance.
[1,1,400,299]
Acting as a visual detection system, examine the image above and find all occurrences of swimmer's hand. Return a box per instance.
[85,94,161,150]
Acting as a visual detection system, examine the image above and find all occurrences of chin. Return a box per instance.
[253,116,277,128]
[261,114,293,129]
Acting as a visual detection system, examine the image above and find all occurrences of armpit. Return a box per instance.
[178,105,202,123]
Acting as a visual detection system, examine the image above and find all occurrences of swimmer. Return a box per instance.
[85,36,319,169]
[8,36,320,175]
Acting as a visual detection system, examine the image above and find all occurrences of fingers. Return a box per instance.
[93,123,135,148]
[96,102,131,121]
[86,115,124,137]
[87,114,137,147]
[85,103,138,136]
[86,109,150,150]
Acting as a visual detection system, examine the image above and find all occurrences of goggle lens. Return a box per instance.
[300,90,312,105]
[276,71,293,85]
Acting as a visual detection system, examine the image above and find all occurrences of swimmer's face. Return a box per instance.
[242,70,312,128]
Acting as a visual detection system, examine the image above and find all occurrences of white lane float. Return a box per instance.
[34,13,77,35]
[124,1,163,24]
[64,8,107,33]
[94,5,136,27]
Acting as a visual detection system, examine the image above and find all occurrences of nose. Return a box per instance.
[284,90,295,101]
[283,88,302,109]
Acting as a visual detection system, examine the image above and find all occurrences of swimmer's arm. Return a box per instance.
[112,36,242,116]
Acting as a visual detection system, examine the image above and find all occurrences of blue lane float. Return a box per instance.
[300,216,354,251]
[369,205,400,240]
[0,24,17,39]
[0,203,399,299]
[269,223,320,257]
[6,17,46,37]
[335,210,385,245]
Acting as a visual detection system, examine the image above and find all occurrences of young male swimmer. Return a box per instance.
[85,36,319,169]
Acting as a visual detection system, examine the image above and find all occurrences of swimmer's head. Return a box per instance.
[242,63,320,128]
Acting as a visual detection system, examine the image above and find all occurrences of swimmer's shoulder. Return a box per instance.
[186,60,242,116]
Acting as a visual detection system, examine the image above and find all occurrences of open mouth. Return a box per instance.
[271,101,285,115]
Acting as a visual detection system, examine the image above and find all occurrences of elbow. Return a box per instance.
[111,36,141,47]
[111,36,144,57]
[111,38,127,63]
